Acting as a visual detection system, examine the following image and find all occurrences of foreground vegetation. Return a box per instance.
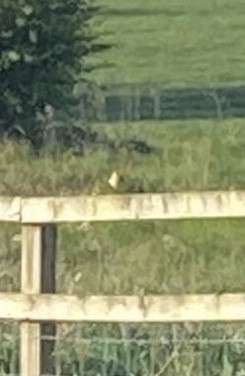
[1,119,245,374]
[1,118,245,296]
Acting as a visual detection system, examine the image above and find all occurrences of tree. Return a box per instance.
[0,0,102,151]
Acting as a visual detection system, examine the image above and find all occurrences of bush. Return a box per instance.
[0,0,102,150]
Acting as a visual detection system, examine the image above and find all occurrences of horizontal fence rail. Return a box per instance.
[2,190,245,223]
[1,293,245,323]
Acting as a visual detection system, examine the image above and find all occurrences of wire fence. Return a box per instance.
[1,322,245,376]
[78,83,245,123]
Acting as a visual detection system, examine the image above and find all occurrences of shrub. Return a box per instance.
[0,0,103,150]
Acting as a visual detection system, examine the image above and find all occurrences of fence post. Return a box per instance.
[21,225,42,376]
[41,225,57,376]
[20,225,57,376]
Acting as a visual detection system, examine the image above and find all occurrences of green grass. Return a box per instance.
[1,119,245,374]
[1,118,245,196]
[2,0,245,373]
[87,0,245,85]
[1,119,245,296]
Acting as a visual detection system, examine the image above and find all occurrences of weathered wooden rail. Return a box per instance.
[1,191,245,376]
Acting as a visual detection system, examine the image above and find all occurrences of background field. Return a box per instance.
[83,0,245,123]
[88,0,245,85]
[2,0,245,374]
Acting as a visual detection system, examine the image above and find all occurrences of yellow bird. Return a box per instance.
[108,171,120,190]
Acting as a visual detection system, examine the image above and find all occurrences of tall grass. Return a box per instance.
[1,118,245,296]
[1,119,245,374]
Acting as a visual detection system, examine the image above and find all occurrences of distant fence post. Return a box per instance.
[20,225,57,376]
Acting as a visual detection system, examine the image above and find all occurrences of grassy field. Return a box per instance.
[87,0,245,85]
[1,119,245,296]
[1,119,245,374]
[2,0,245,374]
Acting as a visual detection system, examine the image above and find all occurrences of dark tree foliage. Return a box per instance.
[0,0,104,151]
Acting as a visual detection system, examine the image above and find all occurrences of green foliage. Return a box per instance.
[0,0,101,149]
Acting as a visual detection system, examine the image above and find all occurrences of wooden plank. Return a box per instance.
[41,225,57,376]
[0,197,21,222]
[1,191,245,223]
[3,293,245,323]
[21,191,245,223]
[20,226,42,376]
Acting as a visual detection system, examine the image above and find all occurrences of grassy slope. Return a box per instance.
[88,0,245,85]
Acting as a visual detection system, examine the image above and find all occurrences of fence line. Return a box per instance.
[78,84,245,122]
[29,336,245,346]
[2,190,245,223]
[1,191,245,375]
[1,293,245,323]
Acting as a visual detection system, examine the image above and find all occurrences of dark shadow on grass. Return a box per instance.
[99,7,185,17]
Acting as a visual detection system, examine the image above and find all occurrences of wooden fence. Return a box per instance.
[1,190,245,375]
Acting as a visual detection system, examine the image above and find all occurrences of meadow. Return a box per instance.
[88,0,245,86]
[1,119,245,374]
[1,0,245,374]
[1,119,245,296]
